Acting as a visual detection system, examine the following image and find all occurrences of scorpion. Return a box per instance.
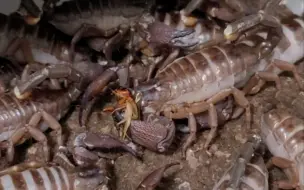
[213,135,269,190]
[46,0,196,63]
[0,55,115,163]
[261,109,304,190]
[126,16,304,156]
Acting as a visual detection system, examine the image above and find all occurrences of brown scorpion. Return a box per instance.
[46,0,196,63]
[0,54,116,163]
[213,135,269,190]
[128,16,304,156]
[261,109,304,190]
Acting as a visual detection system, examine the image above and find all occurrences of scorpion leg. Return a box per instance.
[181,112,197,158]
[244,59,304,95]
[267,157,299,189]
[156,48,180,74]
[8,110,63,163]
[203,104,218,149]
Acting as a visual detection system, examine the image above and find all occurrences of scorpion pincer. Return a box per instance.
[261,109,304,190]
[130,16,304,156]
[47,0,196,63]
[213,135,269,190]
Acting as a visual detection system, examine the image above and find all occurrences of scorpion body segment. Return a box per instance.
[261,109,304,190]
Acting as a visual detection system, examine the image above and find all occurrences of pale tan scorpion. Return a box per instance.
[127,16,304,157]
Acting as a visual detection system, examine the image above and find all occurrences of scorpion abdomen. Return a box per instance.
[143,35,264,104]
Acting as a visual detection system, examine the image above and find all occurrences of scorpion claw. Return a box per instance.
[74,132,142,162]
[129,114,175,153]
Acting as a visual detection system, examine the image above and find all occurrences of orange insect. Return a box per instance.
[103,89,139,139]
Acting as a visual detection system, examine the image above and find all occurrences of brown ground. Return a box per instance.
[2,67,303,190]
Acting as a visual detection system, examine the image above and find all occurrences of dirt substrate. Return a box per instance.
[4,71,303,190]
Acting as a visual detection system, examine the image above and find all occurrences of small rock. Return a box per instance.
[186,149,199,170]
[214,150,231,158]
[27,146,38,155]
[177,181,192,190]
[235,134,247,144]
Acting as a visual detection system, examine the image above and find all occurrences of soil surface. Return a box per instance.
[2,64,304,190]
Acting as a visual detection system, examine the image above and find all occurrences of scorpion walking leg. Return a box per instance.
[203,104,218,149]
[181,113,197,158]
[246,59,304,96]
[8,110,63,163]
[266,157,299,189]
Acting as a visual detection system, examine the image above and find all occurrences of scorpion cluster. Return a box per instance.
[0,0,303,189]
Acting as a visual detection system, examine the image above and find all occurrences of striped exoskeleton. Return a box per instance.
[261,109,304,190]
[0,59,111,163]
[213,135,269,190]
[0,152,110,190]
[132,16,304,156]
[47,0,195,63]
